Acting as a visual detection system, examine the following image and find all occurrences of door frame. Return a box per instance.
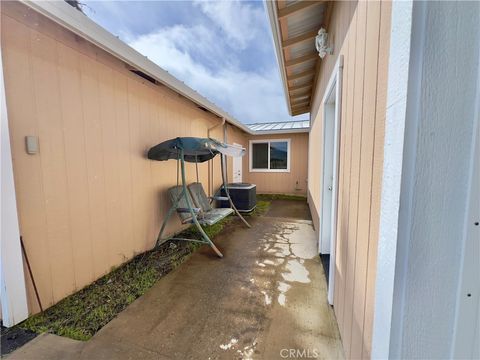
[319,56,343,305]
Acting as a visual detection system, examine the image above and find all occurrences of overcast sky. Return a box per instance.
[82,0,309,124]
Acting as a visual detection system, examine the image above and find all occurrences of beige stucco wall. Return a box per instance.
[243,132,309,196]
[308,1,392,359]
[1,2,249,314]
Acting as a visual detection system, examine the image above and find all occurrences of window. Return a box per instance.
[249,139,291,172]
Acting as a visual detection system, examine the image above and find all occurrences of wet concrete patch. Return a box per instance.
[6,333,83,360]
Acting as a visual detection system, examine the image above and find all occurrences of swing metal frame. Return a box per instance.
[156,148,250,258]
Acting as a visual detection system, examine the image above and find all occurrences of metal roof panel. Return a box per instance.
[246,120,310,133]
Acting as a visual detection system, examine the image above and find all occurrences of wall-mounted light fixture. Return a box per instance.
[315,28,333,59]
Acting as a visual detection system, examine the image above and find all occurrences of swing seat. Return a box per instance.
[196,208,233,226]
[168,185,233,226]
[167,186,201,224]
[188,182,233,225]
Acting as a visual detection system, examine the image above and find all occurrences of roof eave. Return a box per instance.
[20,0,255,135]
[264,0,293,116]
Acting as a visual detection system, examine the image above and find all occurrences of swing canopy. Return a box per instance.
[147,137,244,163]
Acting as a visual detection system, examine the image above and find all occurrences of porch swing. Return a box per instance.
[147,137,251,258]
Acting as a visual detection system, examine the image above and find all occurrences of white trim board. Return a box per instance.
[451,79,480,359]
[451,11,480,357]
[371,1,414,357]
[0,46,29,327]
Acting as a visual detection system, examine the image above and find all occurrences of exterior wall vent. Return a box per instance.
[130,69,158,85]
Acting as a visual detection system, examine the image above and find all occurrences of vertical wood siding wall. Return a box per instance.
[309,1,392,358]
[1,2,247,314]
[243,133,308,196]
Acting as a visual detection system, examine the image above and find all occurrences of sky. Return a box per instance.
[82,0,309,125]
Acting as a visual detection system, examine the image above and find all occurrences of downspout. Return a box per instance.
[223,123,228,180]
[207,116,225,138]
[207,117,225,196]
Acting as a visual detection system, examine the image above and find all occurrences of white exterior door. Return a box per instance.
[233,143,243,183]
[319,56,343,305]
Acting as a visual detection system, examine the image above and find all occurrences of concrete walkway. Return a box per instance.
[8,200,344,360]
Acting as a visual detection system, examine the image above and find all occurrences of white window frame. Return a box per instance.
[249,139,291,173]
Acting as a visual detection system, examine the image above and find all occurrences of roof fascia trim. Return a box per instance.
[264,0,293,116]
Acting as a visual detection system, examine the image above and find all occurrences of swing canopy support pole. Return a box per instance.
[179,149,223,257]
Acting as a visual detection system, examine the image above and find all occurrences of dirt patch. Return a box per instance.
[1,324,37,356]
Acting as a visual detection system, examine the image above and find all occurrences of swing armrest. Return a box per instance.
[210,196,229,201]
[176,207,201,214]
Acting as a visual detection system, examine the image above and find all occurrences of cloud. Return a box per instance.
[93,0,308,124]
[193,0,266,50]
